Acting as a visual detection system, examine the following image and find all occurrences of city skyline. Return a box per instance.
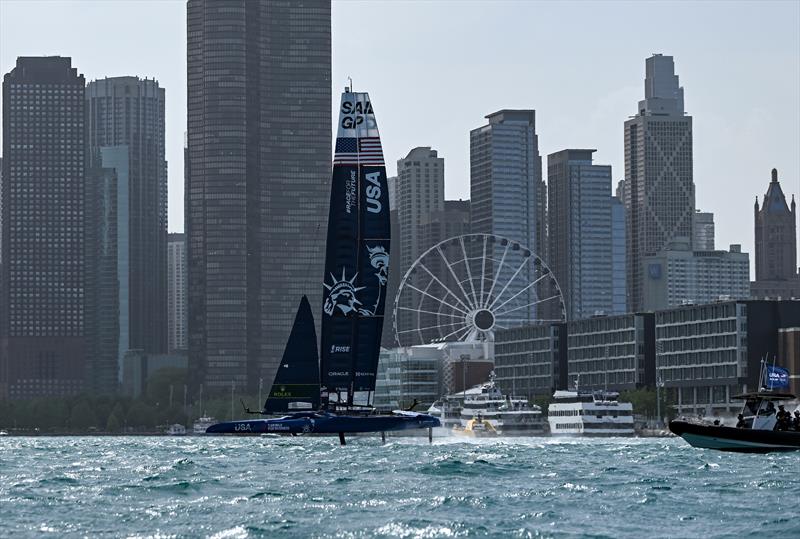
[1,1,797,275]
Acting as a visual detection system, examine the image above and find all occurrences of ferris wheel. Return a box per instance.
[393,233,566,347]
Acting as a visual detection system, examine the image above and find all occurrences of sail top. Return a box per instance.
[336,91,381,143]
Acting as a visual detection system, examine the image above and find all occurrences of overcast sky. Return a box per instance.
[1,0,798,266]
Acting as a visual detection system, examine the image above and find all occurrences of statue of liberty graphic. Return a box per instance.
[323,245,389,317]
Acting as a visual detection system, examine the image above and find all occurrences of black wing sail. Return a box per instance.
[263,295,320,413]
[320,90,390,407]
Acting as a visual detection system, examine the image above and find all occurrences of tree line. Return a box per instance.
[0,368,265,434]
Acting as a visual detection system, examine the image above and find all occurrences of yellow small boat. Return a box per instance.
[453,414,498,438]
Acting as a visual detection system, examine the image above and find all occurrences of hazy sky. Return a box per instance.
[1,0,798,266]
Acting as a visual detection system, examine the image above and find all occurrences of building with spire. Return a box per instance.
[623,54,695,311]
[751,168,799,299]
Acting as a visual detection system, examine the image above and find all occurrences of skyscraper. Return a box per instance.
[396,147,445,273]
[547,149,613,320]
[693,211,715,251]
[624,54,694,311]
[187,0,331,393]
[1,57,86,399]
[610,196,627,315]
[470,110,546,325]
[84,165,119,393]
[471,110,545,255]
[394,147,445,341]
[168,233,187,352]
[86,77,168,373]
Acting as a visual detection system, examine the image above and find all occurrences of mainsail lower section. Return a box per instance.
[320,90,390,406]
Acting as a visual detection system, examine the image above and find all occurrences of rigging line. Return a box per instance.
[397,306,463,318]
[459,237,480,308]
[487,255,534,311]
[416,262,472,313]
[491,272,549,312]
[479,235,488,306]
[405,283,470,315]
[397,320,462,334]
[494,295,563,317]
[482,240,510,308]
[434,247,476,311]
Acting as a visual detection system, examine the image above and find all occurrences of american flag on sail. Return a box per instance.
[334,137,384,166]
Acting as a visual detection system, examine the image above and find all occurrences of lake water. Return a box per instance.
[1,436,798,538]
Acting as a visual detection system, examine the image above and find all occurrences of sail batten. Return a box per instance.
[320,90,390,407]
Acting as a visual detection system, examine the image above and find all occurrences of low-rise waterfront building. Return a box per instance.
[567,314,655,392]
[494,324,565,400]
[655,300,800,416]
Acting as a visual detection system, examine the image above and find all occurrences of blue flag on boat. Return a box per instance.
[766,365,790,389]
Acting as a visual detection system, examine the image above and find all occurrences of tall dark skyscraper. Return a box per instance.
[187,0,331,393]
[86,77,168,377]
[1,57,87,399]
[624,54,694,311]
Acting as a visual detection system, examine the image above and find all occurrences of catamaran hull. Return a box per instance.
[669,420,800,453]
[206,412,440,435]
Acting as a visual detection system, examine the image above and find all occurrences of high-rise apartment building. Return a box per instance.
[393,147,459,345]
[470,110,546,325]
[168,233,187,352]
[547,149,613,320]
[624,54,694,311]
[396,147,444,273]
[1,57,87,399]
[86,77,168,374]
[84,166,119,393]
[471,110,545,255]
[611,196,627,314]
[187,0,331,393]
[693,211,715,251]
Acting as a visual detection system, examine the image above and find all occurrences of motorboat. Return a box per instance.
[669,391,800,452]
[165,424,186,436]
[452,413,498,438]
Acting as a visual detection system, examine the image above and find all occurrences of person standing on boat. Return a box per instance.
[793,410,800,431]
[776,405,791,431]
[736,414,747,428]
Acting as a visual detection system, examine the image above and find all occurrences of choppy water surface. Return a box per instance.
[1,436,798,538]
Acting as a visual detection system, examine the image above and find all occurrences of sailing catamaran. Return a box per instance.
[206,88,440,443]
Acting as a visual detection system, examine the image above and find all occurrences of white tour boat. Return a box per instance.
[547,389,635,436]
[428,374,547,436]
